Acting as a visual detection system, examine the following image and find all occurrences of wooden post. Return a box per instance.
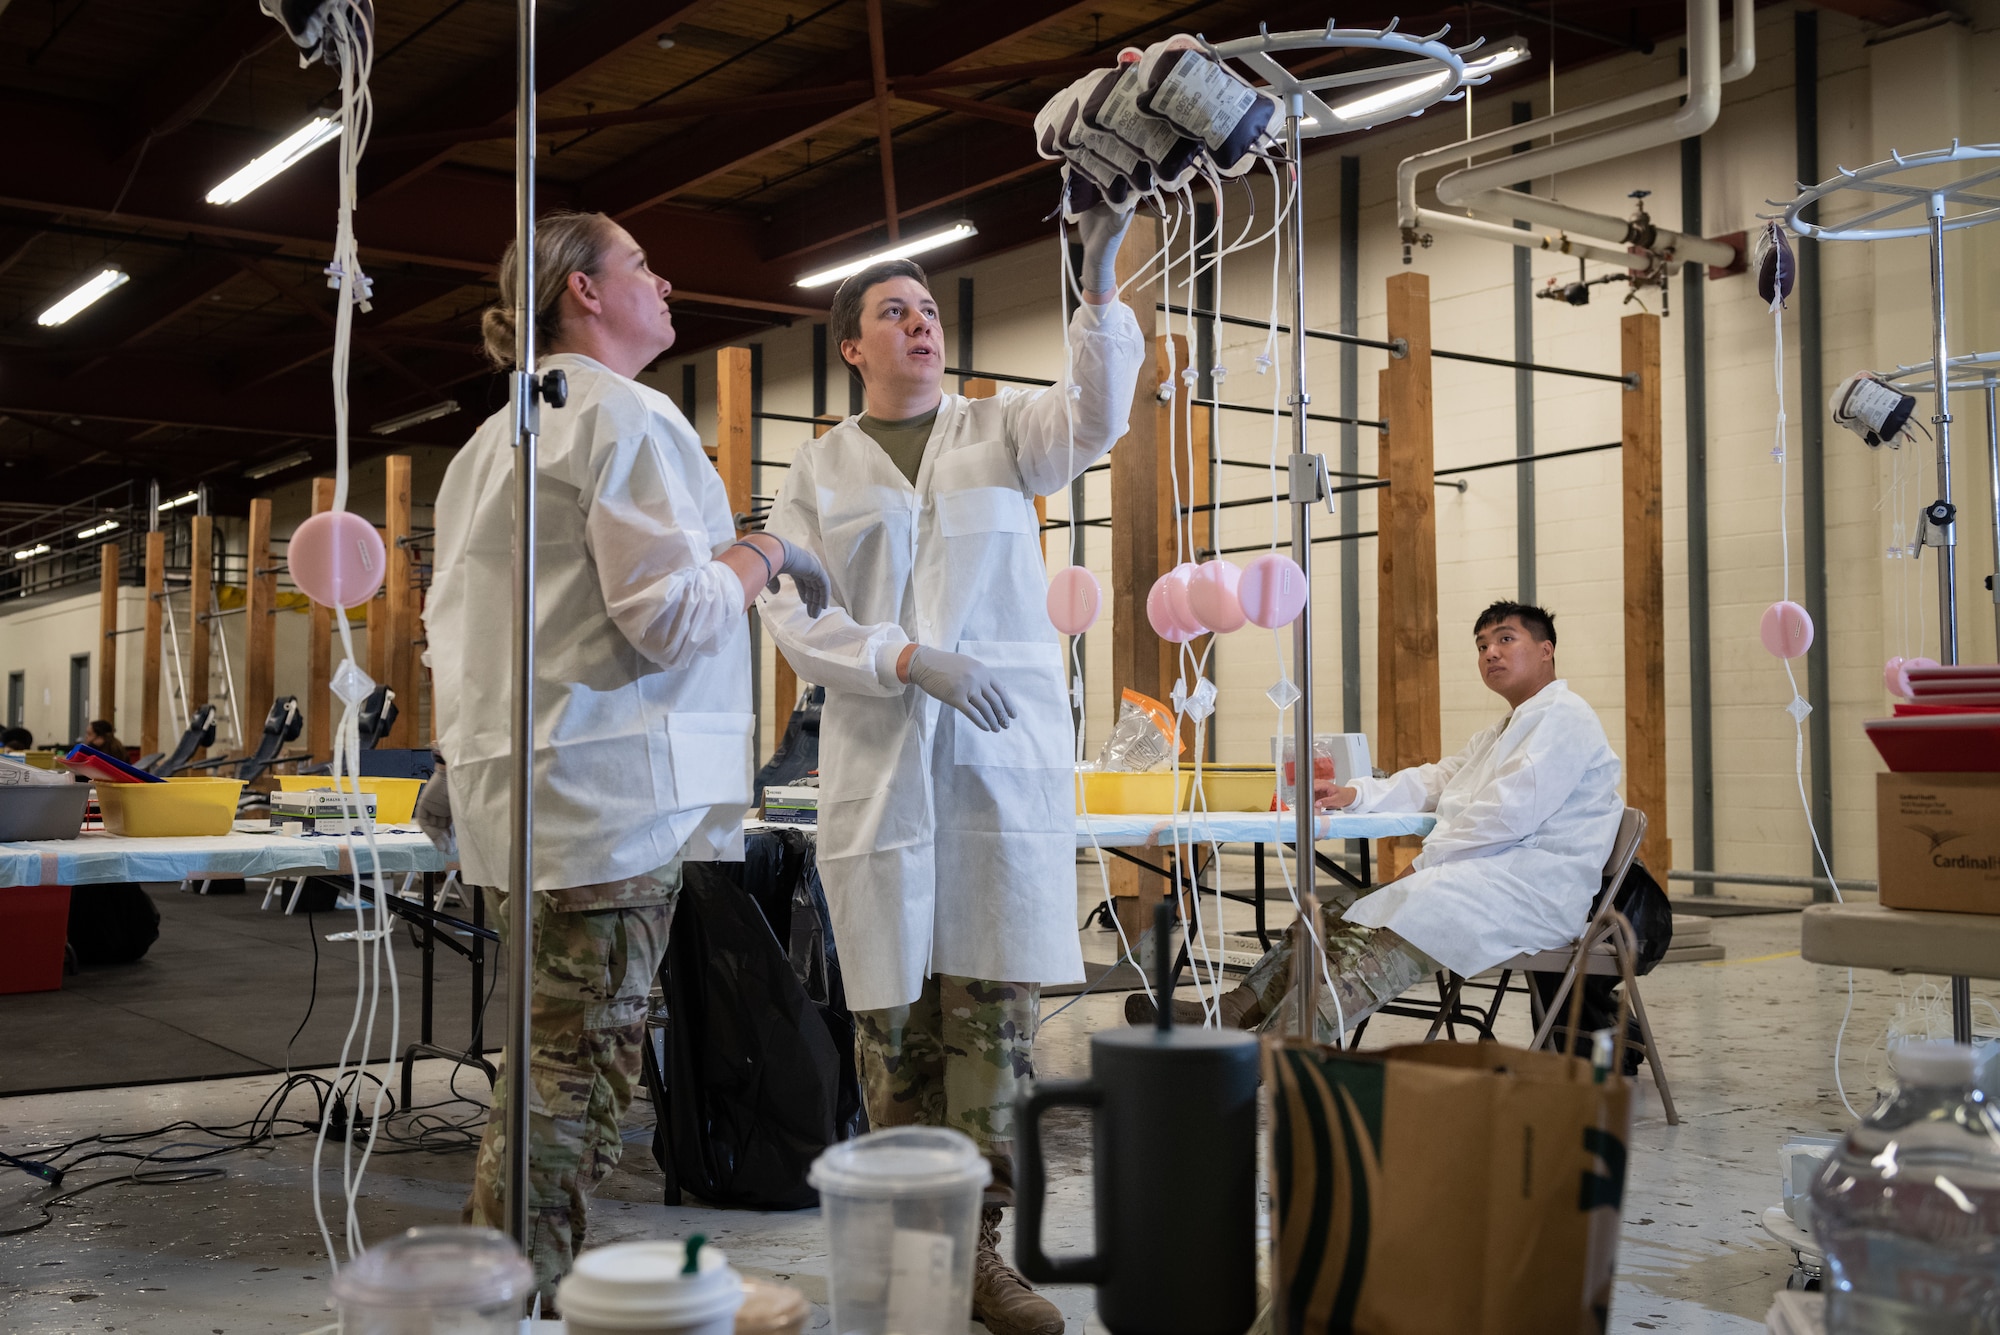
[715,346,754,533]
[1622,313,1671,876]
[1151,367,1207,695]
[1106,217,1171,940]
[190,515,212,758]
[384,456,415,747]
[306,479,335,764]
[1382,273,1441,771]
[98,543,119,737]
[368,525,391,691]
[245,499,276,743]
[142,531,164,754]
[1377,277,1442,883]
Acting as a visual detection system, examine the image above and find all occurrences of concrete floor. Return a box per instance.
[1,884,1988,1334]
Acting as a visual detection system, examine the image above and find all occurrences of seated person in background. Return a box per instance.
[1129,600,1623,1043]
[84,720,127,759]
[1,726,31,751]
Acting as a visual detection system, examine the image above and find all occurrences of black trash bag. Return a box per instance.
[643,830,863,1209]
[1614,861,1674,975]
[66,882,160,966]
[754,685,823,802]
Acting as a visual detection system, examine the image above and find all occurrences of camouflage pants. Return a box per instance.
[464,872,678,1304]
[1242,882,1437,1046]
[853,975,1038,1206]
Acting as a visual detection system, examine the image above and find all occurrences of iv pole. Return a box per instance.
[504,0,540,1247]
[1785,142,2000,1046]
[1207,24,1478,1034]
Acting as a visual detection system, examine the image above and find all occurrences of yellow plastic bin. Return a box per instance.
[1075,769,1193,815]
[96,777,244,837]
[1183,765,1277,812]
[276,776,424,824]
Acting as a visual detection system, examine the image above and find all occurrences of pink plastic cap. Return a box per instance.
[1759,600,1814,660]
[288,510,387,609]
[1239,552,1307,629]
[1046,566,1102,635]
[1187,559,1246,633]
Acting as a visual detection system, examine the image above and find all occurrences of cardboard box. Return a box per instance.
[1877,771,2000,915]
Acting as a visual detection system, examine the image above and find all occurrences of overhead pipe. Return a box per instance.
[1400,0,1750,271]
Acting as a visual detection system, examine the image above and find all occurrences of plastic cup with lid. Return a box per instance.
[808,1126,991,1335]
[329,1226,533,1335]
[557,1238,744,1335]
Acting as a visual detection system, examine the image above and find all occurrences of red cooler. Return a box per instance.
[0,886,72,994]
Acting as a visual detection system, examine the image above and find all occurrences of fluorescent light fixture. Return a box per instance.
[795,222,980,289]
[37,268,130,327]
[371,399,462,435]
[78,520,120,540]
[1329,39,1530,123]
[244,449,314,480]
[13,544,50,561]
[205,117,341,206]
[157,491,200,512]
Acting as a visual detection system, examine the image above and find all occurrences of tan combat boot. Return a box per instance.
[972,1205,1065,1335]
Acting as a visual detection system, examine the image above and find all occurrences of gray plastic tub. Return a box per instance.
[0,782,90,842]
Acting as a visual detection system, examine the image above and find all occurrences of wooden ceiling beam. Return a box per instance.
[118,6,286,157]
[363,0,727,199]
[229,255,445,399]
[585,0,1101,219]
[1805,0,1945,25]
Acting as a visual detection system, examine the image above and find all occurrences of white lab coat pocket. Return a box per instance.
[936,486,1037,537]
[951,640,1071,769]
[663,711,754,811]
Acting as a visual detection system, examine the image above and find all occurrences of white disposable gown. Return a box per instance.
[426,352,755,891]
[1339,679,1623,978]
[758,299,1145,1012]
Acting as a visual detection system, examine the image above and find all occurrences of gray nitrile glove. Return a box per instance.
[906,646,1017,733]
[765,535,829,618]
[1077,202,1135,297]
[414,769,455,855]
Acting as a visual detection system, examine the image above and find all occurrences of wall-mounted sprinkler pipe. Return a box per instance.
[1401,0,1749,271]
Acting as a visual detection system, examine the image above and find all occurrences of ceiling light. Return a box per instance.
[371,400,462,435]
[157,491,200,512]
[37,268,130,327]
[244,449,314,480]
[13,544,50,561]
[78,520,120,540]
[1329,39,1530,123]
[205,117,341,206]
[795,222,980,288]
[656,33,676,49]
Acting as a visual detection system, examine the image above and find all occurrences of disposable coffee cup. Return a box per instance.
[557,1240,744,1335]
[330,1226,533,1335]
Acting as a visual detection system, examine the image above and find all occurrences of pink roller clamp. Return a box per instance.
[1046,566,1102,635]
[1239,552,1307,629]
[1759,600,1814,660]
[288,510,388,609]
[1186,559,1246,633]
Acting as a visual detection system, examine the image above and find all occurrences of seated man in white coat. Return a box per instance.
[1130,600,1623,1043]
[757,206,1144,1335]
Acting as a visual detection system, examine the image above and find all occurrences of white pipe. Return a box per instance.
[1414,208,1642,269]
[1400,0,1750,270]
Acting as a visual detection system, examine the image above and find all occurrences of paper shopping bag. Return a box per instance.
[1264,1037,1633,1335]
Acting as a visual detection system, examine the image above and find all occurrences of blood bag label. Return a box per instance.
[1094,70,1183,163]
[1149,54,1256,150]
[885,1228,955,1334]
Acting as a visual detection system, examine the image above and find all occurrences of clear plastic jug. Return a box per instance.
[808,1126,991,1335]
[329,1226,533,1335]
[1810,1042,2000,1334]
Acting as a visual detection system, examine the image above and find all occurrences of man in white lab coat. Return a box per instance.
[758,207,1144,1335]
[1131,600,1623,1043]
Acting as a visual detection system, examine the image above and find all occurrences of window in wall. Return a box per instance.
[6,671,21,730]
